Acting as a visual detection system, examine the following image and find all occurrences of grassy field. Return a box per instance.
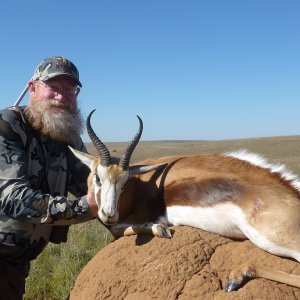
[24,220,114,300]
[24,136,300,299]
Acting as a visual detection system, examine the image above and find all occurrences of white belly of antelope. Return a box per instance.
[166,202,247,239]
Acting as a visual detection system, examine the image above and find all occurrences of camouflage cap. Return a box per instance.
[31,56,82,87]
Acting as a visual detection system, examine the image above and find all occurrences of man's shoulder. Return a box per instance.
[0,106,28,141]
[0,106,24,123]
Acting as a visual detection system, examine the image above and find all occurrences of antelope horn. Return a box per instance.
[86,109,111,166]
[120,115,143,170]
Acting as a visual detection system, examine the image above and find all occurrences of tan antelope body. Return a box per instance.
[70,110,300,291]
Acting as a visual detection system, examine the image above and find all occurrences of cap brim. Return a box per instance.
[42,73,82,87]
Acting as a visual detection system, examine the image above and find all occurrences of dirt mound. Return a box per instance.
[70,226,300,300]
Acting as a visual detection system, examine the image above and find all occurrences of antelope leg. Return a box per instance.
[225,263,300,291]
[109,222,172,239]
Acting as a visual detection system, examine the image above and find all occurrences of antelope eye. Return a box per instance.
[95,174,100,183]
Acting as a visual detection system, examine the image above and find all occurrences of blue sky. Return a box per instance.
[1,1,299,142]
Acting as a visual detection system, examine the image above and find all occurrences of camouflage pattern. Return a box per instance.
[0,106,93,262]
[31,56,82,87]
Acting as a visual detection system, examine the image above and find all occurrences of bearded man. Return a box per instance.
[0,57,98,299]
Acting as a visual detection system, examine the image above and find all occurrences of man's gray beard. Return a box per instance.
[25,99,84,145]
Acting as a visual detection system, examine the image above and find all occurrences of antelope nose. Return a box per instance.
[101,208,114,219]
[101,209,117,225]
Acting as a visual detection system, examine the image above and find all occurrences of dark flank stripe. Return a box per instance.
[164,177,244,207]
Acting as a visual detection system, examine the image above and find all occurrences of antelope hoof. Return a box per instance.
[224,264,256,292]
[224,279,243,292]
[152,224,172,239]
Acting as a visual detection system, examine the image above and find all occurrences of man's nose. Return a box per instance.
[54,91,66,101]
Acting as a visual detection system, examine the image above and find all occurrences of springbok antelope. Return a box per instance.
[70,110,300,292]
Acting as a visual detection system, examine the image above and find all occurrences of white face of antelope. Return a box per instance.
[93,163,129,225]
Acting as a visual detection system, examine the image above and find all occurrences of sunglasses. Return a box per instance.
[35,81,80,97]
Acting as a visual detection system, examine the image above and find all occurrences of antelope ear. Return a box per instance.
[129,163,167,176]
[68,146,95,170]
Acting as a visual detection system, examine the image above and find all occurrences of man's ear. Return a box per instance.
[28,80,36,93]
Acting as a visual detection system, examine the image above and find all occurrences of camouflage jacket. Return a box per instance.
[0,106,94,262]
